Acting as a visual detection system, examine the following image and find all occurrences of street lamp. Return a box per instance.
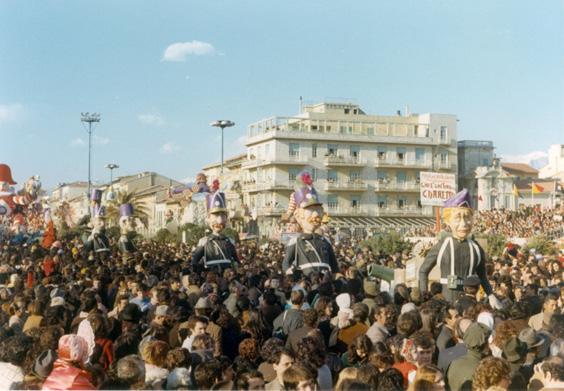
[210,120,235,174]
[105,163,119,201]
[81,112,101,199]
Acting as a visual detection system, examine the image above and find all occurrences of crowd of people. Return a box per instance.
[402,206,563,239]
[0,220,562,391]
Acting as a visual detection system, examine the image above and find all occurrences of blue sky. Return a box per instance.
[1,0,562,190]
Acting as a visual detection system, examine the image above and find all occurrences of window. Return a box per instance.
[312,144,317,158]
[350,145,360,160]
[351,195,361,208]
[327,170,338,183]
[377,146,387,160]
[440,126,447,142]
[340,125,347,134]
[415,148,425,162]
[397,147,406,160]
[396,171,406,183]
[349,170,361,182]
[327,144,338,156]
[377,170,388,183]
[312,168,318,181]
[289,168,300,181]
[289,143,300,158]
[440,152,448,163]
[367,127,374,136]
[398,198,406,209]
[344,108,350,114]
[377,195,387,208]
[311,125,318,131]
[327,195,338,209]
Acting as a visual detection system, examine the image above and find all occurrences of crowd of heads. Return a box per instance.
[0,205,562,390]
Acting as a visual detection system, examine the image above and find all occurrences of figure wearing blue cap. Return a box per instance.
[282,172,338,276]
[191,186,239,273]
[419,189,502,308]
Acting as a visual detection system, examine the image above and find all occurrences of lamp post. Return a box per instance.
[210,120,235,174]
[105,163,119,201]
[81,112,101,199]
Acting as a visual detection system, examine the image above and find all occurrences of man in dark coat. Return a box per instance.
[282,172,338,276]
[419,189,502,309]
[191,188,239,273]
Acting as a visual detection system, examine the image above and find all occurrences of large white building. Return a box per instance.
[540,144,564,181]
[241,102,458,236]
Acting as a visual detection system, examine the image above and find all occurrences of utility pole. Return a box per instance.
[81,112,101,213]
[210,120,235,175]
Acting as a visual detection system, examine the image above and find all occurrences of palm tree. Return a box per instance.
[105,190,150,228]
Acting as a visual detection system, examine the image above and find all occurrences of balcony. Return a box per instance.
[323,155,366,167]
[436,161,454,170]
[374,157,431,168]
[324,181,369,192]
[258,206,286,216]
[326,206,367,216]
[246,118,436,146]
[242,155,308,169]
[375,206,433,217]
[374,180,420,192]
[243,180,293,193]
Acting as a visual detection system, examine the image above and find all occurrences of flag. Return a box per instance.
[532,183,544,194]
[512,184,523,198]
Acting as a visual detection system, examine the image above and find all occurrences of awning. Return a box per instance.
[328,216,434,229]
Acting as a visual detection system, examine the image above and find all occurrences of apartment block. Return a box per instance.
[240,102,458,235]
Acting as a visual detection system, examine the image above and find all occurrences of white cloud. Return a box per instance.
[70,138,85,147]
[94,135,110,145]
[0,103,23,126]
[162,40,217,62]
[138,113,165,127]
[160,141,181,154]
[500,151,548,169]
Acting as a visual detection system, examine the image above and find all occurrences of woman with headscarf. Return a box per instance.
[42,334,95,390]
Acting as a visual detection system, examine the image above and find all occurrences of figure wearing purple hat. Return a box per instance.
[85,200,110,257]
[191,183,239,273]
[281,171,338,277]
[118,203,137,256]
[419,189,502,308]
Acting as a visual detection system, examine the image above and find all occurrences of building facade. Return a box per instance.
[476,158,518,211]
[241,102,458,236]
[457,140,494,208]
[539,144,564,181]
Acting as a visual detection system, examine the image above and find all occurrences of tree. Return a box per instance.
[361,230,413,257]
[178,223,207,247]
[155,228,176,244]
[105,190,150,228]
[525,234,557,256]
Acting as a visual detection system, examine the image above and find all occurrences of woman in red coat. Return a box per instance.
[42,334,95,390]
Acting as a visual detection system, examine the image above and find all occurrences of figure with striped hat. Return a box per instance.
[0,164,41,235]
[282,171,338,277]
[418,189,503,308]
[191,182,239,273]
